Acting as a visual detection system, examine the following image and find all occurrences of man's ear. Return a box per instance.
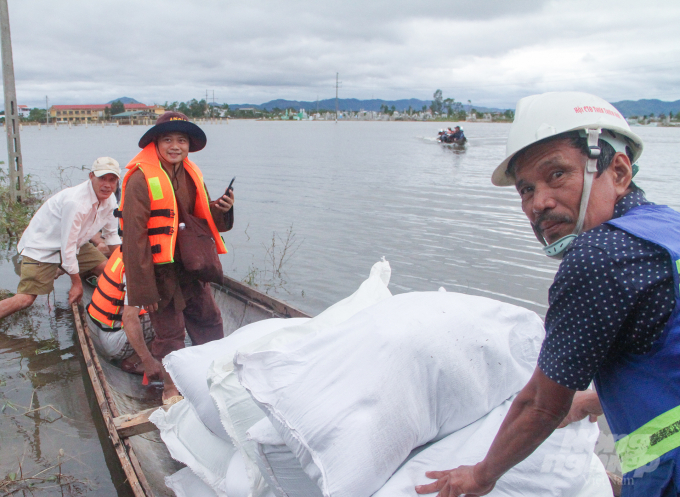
[609,152,633,195]
[89,172,95,180]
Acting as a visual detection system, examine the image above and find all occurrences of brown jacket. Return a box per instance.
[121,161,233,309]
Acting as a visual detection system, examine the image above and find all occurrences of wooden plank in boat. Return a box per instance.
[113,405,171,438]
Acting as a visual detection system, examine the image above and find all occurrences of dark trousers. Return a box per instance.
[148,279,224,358]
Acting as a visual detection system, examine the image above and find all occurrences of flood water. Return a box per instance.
[1,121,679,494]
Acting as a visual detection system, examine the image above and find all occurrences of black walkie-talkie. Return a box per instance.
[225,176,235,196]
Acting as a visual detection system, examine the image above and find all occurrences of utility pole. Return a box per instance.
[0,0,24,202]
[335,73,342,123]
[45,95,48,124]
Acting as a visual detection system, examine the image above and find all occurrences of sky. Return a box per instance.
[3,0,680,109]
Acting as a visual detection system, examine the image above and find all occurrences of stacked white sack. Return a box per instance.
[163,318,310,439]
[235,291,545,497]
[246,402,610,497]
[164,466,276,497]
[247,417,323,497]
[373,397,611,497]
[165,467,219,497]
[149,399,246,497]
[208,259,392,497]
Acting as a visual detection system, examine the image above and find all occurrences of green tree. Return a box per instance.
[443,98,453,116]
[188,99,206,118]
[503,109,515,120]
[430,89,443,114]
[164,101,179,112]
[27,108,46,122]
[110,100,125,115]
[178,101,190,115]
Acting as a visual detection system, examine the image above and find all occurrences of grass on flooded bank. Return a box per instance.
[0,167,46,247]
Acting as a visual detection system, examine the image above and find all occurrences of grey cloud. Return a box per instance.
[3,0,680,108]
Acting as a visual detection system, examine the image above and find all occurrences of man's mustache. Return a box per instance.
[531,212,575,239]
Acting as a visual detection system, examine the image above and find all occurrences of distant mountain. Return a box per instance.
[228,97,680,117]
[611,99,680,118]
[230,98,505,114]
[107,97,142,104]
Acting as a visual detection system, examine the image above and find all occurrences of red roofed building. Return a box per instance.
[48,103,164,122]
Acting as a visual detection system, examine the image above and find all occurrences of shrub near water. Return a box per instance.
[0,167,45,243]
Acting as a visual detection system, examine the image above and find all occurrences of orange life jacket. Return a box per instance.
[117,143,227,264]
[87,247,146,331]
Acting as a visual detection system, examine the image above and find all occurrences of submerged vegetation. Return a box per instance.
[242,224,303,295]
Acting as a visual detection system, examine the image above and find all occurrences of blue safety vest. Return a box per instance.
[595,204,680,496]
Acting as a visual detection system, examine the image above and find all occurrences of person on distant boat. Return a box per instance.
[0,158,121,320]
[117,112,234,406]
[416,92,680,497]
[451,126,465,142]
[86,247,156,375]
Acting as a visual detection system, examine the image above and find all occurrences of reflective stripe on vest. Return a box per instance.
[87,246,147,331]
[119,143,227,265]
[615,405,680,473]
[596,204,680,476]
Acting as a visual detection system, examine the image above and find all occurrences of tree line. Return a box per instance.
[163,99,228,118]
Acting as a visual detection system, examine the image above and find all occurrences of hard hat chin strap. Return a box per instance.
[541,128,601,259]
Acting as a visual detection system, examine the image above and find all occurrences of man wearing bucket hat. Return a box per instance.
[117,111,234,404]
[416,92,680,496]
[0,157,122,319]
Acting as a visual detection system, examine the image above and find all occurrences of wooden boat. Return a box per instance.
[71,274,310,497]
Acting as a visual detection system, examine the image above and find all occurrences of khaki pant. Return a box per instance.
[17,243,106,295]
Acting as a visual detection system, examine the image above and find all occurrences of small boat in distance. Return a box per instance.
[437,127,467,147]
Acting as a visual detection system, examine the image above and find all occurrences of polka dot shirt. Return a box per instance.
[538,190,676,391]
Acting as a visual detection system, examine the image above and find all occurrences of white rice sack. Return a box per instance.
[235,291,545,497]
[163,317,309,439]
[374,397,608,497]
[576,456,612,497]
[208,259,392,497]
[149,399,239,497]
[225,452,251,497]
[248,417,323,497]
[165,467,218,497]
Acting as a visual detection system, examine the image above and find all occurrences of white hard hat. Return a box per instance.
[491,91,643,187]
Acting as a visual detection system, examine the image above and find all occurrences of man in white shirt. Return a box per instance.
[0,157,122,319]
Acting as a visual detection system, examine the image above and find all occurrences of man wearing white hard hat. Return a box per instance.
[416,92,680,496]
[0,157,122,319]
